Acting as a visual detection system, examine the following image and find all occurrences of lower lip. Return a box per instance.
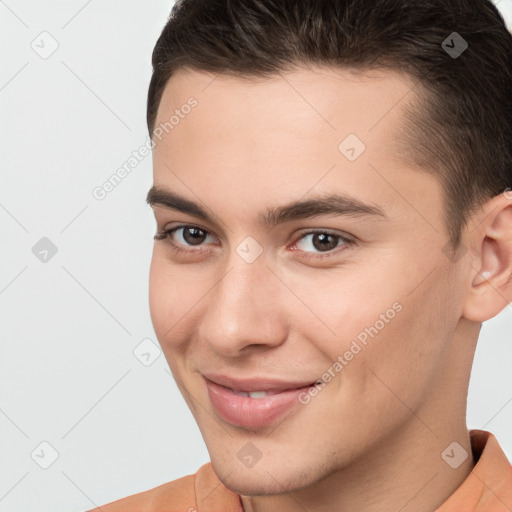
[205,378,313,429]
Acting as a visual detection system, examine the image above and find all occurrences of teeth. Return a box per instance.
[248,391,267,398]
[232,390,250,397]
[232,390,269,398]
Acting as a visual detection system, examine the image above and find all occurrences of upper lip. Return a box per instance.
[203,373,316,392]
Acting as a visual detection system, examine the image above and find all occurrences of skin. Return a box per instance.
[148,66,512,512]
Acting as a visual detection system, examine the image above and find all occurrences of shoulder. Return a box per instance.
[87,465,201,512]
[87,462,242,512]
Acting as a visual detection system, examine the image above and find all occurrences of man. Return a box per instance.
[91,0,512,510]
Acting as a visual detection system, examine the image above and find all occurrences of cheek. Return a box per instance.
[281,262,406,358]
[148,250,210,358]
[287,257,452,398]
[148,253,167,337]
[148,252,187,351]
[332,273,457,419]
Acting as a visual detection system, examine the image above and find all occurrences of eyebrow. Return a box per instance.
[146,185,387,227]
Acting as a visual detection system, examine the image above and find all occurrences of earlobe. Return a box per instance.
[462,197,512,323]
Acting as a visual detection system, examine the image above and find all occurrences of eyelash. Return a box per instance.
[154,224,356,260]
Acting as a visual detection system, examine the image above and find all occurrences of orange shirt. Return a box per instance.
[92,429,511,512]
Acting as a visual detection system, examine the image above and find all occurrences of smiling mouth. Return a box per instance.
[203,375,317,429]
[202,373,317,393]
[230,389,280,398]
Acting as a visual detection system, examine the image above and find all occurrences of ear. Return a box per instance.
[462,190,512,323]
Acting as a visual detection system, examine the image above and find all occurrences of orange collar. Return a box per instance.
[435,429,512,511]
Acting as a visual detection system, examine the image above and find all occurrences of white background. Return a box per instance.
[0,1,511,511]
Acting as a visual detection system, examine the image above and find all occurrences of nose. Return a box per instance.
[197,253,288,358]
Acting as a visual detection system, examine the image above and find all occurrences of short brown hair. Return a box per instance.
[147,0,512,249]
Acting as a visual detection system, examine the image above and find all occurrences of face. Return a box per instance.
[148,66,473,495]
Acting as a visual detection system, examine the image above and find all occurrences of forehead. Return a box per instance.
[153,65,418,171]
[155,65,418,135]
[151,66,438,229]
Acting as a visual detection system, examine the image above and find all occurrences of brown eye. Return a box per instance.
[296,231,347,254]
[312,233,338,251]
[181,226,208,245]
[155,224,217,249]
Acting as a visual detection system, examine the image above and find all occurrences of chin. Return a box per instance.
[218,470,294,497]
[212,458,324,497]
